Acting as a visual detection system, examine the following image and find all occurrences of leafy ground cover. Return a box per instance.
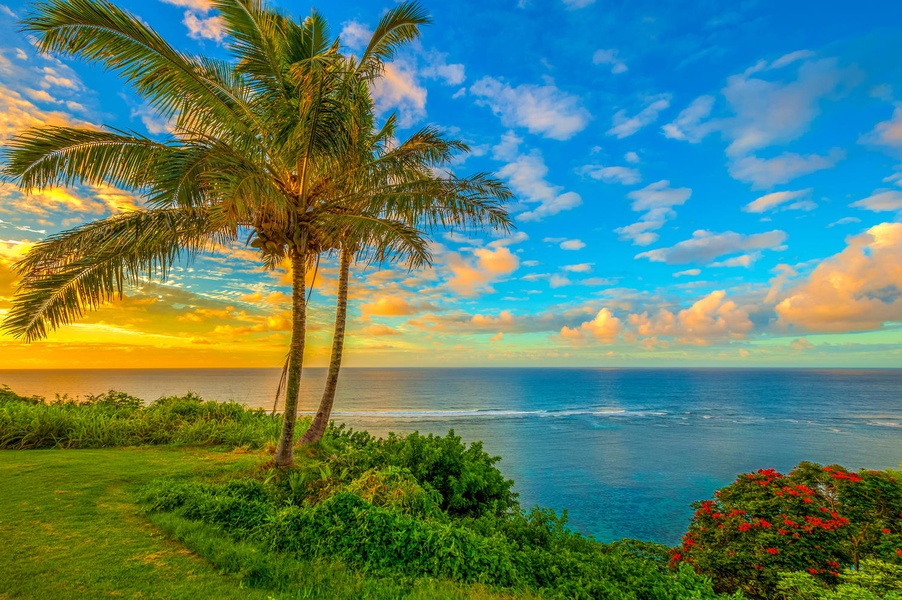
[0,446,541,599]
[2,386,900,599]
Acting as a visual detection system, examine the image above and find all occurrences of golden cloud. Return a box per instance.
[776,222,902,332]
[560,307,623,342]
[360,295,435,318]
[628,290,752,346]
[360,323,402,336]
[445,245,519,296]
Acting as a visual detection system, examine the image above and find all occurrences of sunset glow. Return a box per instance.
[2,0,902,368]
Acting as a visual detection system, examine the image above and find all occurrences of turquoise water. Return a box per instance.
[2,367,901,544]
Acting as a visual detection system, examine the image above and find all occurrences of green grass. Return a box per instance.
[0,447,267,599]
[0,447,534,600]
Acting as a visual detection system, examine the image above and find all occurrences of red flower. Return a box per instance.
[765,547,778,555]
[883,528,892,534]
[809,568,819,575]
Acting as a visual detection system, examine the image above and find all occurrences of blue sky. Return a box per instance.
[1,0,902,368]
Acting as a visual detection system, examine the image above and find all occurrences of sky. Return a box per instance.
[1,0,902,369]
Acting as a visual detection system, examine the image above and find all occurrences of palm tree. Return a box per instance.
[1,0,440,467]
[297,74,512,444]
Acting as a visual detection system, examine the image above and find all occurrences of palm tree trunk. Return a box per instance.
[273,249,307,467]
[299,244,351,445]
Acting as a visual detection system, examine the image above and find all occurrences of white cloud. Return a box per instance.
[662,95,716,142]
[130,103,173,135]
[863,106,902,148]
[494,137,582,222]
[710,253,759,268]
[182,11,225,41]
[471,76,590,140]
[593,49,627,74]
[851,190,902,213]
[615,180,691,246]
[579,165,641,185]
[607,94,671,139]
[721,55,859,157]
[624,151,640,164]
[340,20,372,51]
[743,188,813,213]
[560,239,586,250]
[420,50,466,86]
[563,263,593,273]
[516,190,580,222]
[729,149,844,189]
[664,53,860,189]
[489,231,530,247]
[549,274,571,288]
[636,229,787,265]
[673,269,701,277]
[827,217,861,228]
[372,61,428,127]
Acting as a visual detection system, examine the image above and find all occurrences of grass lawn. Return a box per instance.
[0,447,533,600]
[0,447,269,600]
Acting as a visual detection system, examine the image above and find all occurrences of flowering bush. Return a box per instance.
[673,462,902,598]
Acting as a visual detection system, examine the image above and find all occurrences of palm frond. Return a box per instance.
[23,0,256,131]
[356,1,431,77]
[1,126,168,191]
[4,208,226,341]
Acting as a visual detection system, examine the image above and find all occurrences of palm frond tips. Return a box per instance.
[23,0,255,131]
[1,127,168,191]
[4,209,226,342]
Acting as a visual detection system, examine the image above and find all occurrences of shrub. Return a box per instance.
[674,463,902,598]
[325,425,518,518]
[0,386,284,449]
[778,559,902,599]
[141,472,732,599]
[344,467,443,517]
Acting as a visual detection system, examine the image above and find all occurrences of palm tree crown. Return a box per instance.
[2,0,512,466]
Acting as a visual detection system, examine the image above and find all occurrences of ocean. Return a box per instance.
[2,367,900,545]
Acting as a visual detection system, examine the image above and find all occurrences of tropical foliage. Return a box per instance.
[140,423,733,599]
[0,385,283,449]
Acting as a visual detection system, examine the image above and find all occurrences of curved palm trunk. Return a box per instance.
[273,249,307,467]
[299,244,351,445]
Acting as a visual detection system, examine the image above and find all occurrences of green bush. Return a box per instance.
[675,463,902,598]
[0,386,284,449]
[325,425,518,518]
[140,471,733,599]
